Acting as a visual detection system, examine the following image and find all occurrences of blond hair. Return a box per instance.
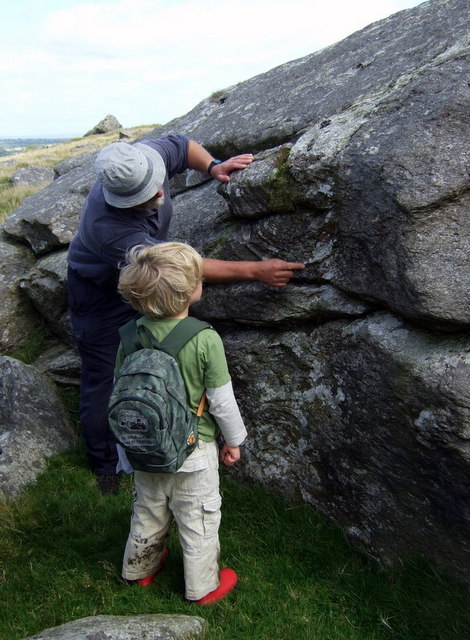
[118,242,204,318]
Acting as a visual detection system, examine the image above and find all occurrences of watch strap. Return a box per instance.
[207,159,222,176]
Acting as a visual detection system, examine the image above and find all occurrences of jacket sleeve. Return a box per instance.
[146,135,189,178]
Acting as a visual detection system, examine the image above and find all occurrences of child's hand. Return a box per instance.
[220,445,240,467]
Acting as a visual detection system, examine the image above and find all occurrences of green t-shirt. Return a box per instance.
[114,316,231,442]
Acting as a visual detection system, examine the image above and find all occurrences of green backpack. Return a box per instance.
[108,316,212,473]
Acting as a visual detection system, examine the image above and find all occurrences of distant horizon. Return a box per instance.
[0,135,77,157]
[0,134,80,140]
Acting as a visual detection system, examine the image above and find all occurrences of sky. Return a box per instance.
[0,0,426,138]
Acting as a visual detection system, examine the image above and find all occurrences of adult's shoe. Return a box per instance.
[97,474,120,495]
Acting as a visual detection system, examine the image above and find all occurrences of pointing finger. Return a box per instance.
[284,262,305,271]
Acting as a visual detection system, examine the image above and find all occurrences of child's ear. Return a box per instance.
[189,281,203,305]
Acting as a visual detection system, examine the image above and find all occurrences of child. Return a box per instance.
[116,242,247,605]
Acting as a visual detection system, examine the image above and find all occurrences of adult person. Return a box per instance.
[67,134,304,494]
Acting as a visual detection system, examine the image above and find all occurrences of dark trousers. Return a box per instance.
[68,267,138,475]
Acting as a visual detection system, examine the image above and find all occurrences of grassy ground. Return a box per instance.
[0,444,469,640]
[0,126,156,224]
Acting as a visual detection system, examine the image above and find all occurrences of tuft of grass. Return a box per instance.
[0,447,468,640]
[209,90,227,104]
[6,326,54,364]
[0,184,48,221]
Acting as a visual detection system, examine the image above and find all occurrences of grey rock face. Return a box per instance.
[54,150,96,177]
[19,249,72,343]
[0,357,76,499]
[193,282,372,326]
[21,614,206,640]
[0,234,39,352]
[223,312,470,583]
[33,344,81,387]
[294,57,470,328]
[9,166,55,188]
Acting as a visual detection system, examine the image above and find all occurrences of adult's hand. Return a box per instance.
[254,259,305,287]
[187,141,253,179]
[211,154,254,182]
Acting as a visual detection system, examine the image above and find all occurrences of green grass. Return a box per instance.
[0,447,468,640]
[7,326,54,364]
[0,183,47,221]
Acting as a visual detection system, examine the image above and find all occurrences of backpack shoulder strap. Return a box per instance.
[120,317,212,358]
[160,317,212,358]
[119,319,146,357]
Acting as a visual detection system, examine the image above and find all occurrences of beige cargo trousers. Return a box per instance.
[121,440,222,601]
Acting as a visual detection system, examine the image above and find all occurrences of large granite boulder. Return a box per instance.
[0,0,469,585]
[0,357,76,499]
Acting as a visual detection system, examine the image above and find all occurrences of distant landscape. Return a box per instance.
[0,125,155,225]
[0,138,70,157]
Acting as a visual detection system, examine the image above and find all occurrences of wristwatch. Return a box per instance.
[207,159,222,176]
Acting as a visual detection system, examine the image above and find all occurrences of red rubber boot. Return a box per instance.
[196,568,238,605]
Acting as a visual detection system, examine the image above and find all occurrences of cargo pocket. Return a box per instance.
[202,495,222,536]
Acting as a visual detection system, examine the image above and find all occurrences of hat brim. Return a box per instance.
[102,143,166,209]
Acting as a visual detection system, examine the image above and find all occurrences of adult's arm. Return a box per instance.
[187,140,253,182]
[203,257,305,288]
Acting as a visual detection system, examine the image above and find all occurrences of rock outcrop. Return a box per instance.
[0,356,76,499]
[1,0,469,585]
[21,614,205,640]
[9,166,55,188]
[84,114,122,136]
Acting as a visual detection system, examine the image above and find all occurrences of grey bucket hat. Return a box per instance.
[95,142,166,208]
